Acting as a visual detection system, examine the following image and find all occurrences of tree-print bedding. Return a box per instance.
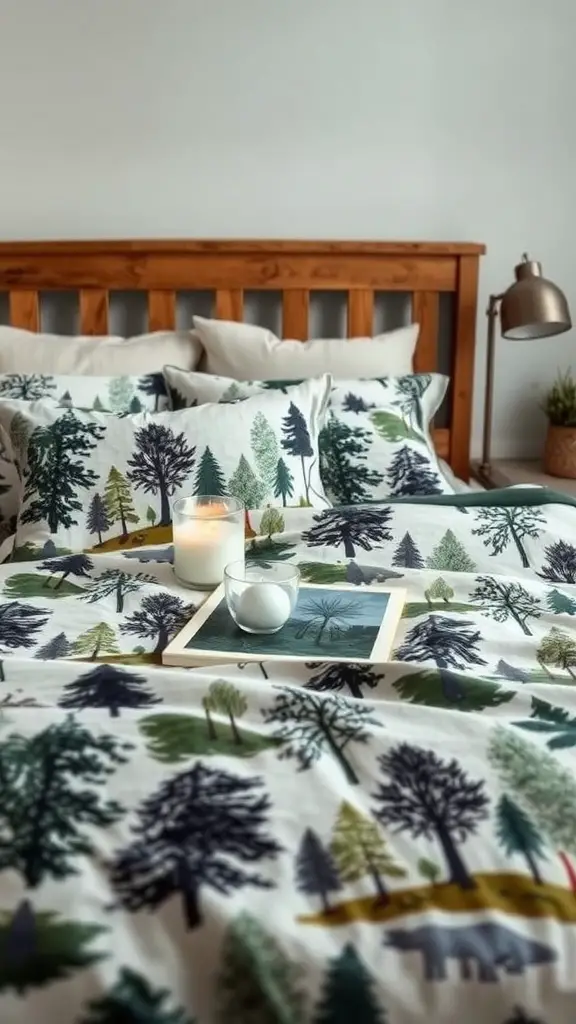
[1,488,576,1022]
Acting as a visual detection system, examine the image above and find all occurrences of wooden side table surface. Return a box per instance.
[471,458,576,496]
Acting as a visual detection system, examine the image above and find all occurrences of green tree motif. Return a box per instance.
[392,531,424,569]
[259,505,285,538]
[274,456,295,506]
[313,944,386,1024]
[319,415,383,504]
[417,857,441,886]
[129,394,143,413]
[513,696,576,750]
[488,725,576,891]
[261,686,380,785]
[472,505,545,568]
[426,529,476,572]
[228,454,266,510]
[72,622,120,660]
[0,717,129,887]
[537,626,576,679]
[495,794,548,885]
[251,411,280,494]
[547,588,576,615]
[21,412,105,533]
[217,911,304,1024]
[194,445,227,497]
[104,466,139,539]
[146,504,157,527]
[221,381,247,402]
[78,966,192,1024]
[424,576,454,606]
[281,401,314,503]
[92,395,105,411]
[81,568,155,613]
[202,693,218,740]
[9,410,31,474]
[108,376,135,412]
[330,800,406,903]
[206,680,248,745]
[59,389,72,407]
[392,669,514,712]
[470,576,541,635]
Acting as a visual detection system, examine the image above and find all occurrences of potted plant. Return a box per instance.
[542,369,576,478]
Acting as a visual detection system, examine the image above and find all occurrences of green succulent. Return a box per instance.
[542,369,576,427]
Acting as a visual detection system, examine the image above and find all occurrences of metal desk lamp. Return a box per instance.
[477,254,572,487]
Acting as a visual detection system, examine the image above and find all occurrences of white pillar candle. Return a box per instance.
[174,515,245,589]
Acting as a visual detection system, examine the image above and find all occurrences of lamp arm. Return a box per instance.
[480,293,503,477]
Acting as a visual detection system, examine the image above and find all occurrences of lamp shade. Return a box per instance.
[500,255,572,340]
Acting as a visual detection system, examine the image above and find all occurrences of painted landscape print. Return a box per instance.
[186,586,392,660]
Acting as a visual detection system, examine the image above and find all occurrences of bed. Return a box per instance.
[0,239,574,1024]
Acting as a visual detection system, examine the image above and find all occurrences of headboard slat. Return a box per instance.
[412,292,439,373]
[215,289,243,322]
[9,290,40,331]
[282,290,309,340]
[347,290,374,337]
[80,289,109,335]
[148,290,176,331]
[450,255,479,479]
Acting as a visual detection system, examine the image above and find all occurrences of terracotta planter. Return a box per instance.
[544,425,576,479]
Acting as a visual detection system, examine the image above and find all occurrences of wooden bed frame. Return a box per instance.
[0,239,485,479]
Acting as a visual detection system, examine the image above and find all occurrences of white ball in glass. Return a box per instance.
[235,582,292,632]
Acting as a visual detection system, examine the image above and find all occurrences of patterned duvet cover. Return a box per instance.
[1,487,576,1023]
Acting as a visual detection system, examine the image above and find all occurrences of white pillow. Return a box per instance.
[0,328,202,375]
[193,316,418,380]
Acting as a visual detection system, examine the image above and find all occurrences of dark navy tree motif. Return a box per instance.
[0,373,56,400]
[373,743,489,889]
[319,415,383,504]
[472,505,545,568]
[86,492,111,545]
[385,445,442,496]
[495,794,548,885]
[34,632,71,660]
[40,553,93,590]
[138,374,168,412]
[392,375,431,433]
[120,593,195,653]
[79,966,192,1024]
[0,716,129,887]
[274,456,295,506]
[303,507,393,560]
[395,615,487,702]
[81,568,155,613]
[305,663,384,699]
[281,402,314,503]
[0,601,51,681]
[59,665,161,718]
[502,1008,546,1024]
[261,686,380,785]
[392,531,424,569]
[313,943,386,1024]
[127,423,196,526]
[539,539,576,583]
[295,828,342,914]
[21,412,104,533]
[470,576,542,636]
[341,392,376,414]
[109,761,282,929]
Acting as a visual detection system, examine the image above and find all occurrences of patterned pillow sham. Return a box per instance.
[0,375,332,560]
[162,367,454,502]
[0,372,169,413]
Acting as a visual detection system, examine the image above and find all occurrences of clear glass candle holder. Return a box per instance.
[173,495,244,590]
[224,561,300,634]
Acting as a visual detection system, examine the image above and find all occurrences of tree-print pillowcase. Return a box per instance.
[0,376,332,559]
[0,372,169,413]
[162,367,454,501]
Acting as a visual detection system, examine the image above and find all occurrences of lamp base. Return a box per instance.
[470,460,500,490]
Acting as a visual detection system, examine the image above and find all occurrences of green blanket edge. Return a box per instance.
[377,486,576,510]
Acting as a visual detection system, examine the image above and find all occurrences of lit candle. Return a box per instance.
[173,500,245,589]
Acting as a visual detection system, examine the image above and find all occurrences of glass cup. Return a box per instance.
[224,560,300,634]
[173,495,244,590]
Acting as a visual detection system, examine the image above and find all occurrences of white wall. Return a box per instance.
[0,0,574,458]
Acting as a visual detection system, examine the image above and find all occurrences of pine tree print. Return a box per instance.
[21,412,104,533]
[303,507,393,559]
[221,381,249,402]
[34,632,71,660]
[92,395,105,411]
[40,553,93,589]
[0,716,129,887]
[295,828,342,913]
[470,576,542,635]
[489,725,576,891]
[319,414,383,504]
[81,568,155,613]
[0,373,56,400]
[129,395,143,413]
[86,492,111,545]
[251,411,280,494]
[537,627,576,679]
[228,454,266,511]
[472,505,545,568]
[394,614,487,702]
[59,665,161,718]
[104,466,139,538]
[539,540,576,583]
[216,912,304,1024]
[79,967,192,1024]
[261,686,380,785]
[392,374,431,432]
[146,505,157,527]
[0,601,50,681]
[281,402,314,503]
[138,374,168,412]
[392,531,424,568]
[58,389,72,407]
[385,444,442,496]
[426,529,476,572]
[127,422,196,526]
[495,794,548,885]
[514,696,576,751]
[547,588,576,615]
[330,801,406,903]
[72,622,120,660]
[313,944,386,1024]
[274,456,295,506]
[373,743,489,889]
[120,593,195,653]
[9,410,31,475]
[107,376,135,412]
[193,445,227,497]
[341,392,375,414]
[305,663,384,699]
[110,761,282,928]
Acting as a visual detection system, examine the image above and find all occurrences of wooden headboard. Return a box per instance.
[0,239,485,479]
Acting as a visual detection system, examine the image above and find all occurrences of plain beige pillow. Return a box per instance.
[193,316,419,380]
[0,327,202,375]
